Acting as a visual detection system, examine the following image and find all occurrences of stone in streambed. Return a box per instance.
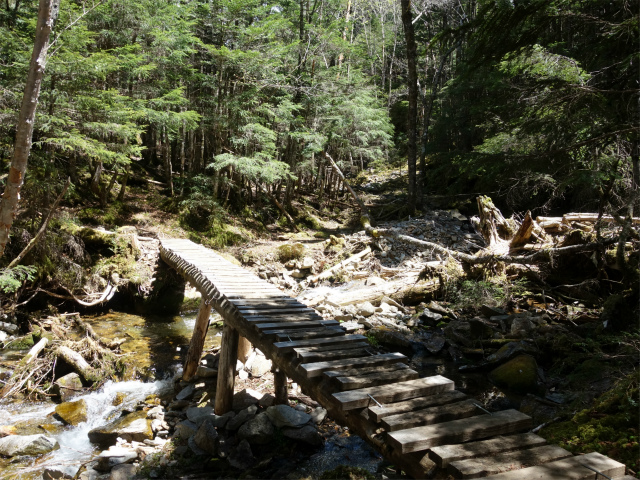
[282,425,323,446]
[94,446,138,472]
[226,405,257,431]
[194,418,219,455]
[0,434,58,457]
[54,399,88,426]
[228,439,256,470]
[51,373,83,402]
[266,405,310,428]
[232,388,262,411]
[488,354,542,395]
[88,411,153,448]
[42,465,78,479]
[237,412,274,445]
[186,405,214,426]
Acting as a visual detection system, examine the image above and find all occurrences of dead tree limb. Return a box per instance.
[324,152,370,218]
[257,183,300,232]
[8,177,70,269]
[37,282,116,306]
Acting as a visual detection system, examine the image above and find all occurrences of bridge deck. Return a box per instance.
[159,238,626,479]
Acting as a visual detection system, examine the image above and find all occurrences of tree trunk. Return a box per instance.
[400,0,418,213]
[0,0,60,258]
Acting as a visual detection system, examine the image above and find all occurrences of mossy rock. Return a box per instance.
[55,399,88,426]
[277,243,306,262]
[488,354,543,395]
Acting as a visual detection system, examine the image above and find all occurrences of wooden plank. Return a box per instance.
[245,314,325,323]
[297,347,372,362]
[294,342,370,354]
[300,352,407,378]
[274,334,367,353]
[449,444,572,479]
[240,307,317,315]
[333,367,419,391]
[429,433,548,468]
[332,376,455,411]
[232,299,304,307]
[324,362,412,378]
[254,320,339,330]
[382,399,481,432]
[236,302,307,310]
[369,390,468,423]
[388,409,531,454]
[481,452,625,480]
[271,327,346,341]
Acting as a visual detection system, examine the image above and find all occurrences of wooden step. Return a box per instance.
[245,314,325,323]
[330,366,419,391]
[449,444,572,478]
[300,352,407,378]
[382,399,481,432]
[295,345,372,362]
[273,334,367,353]
[369,390,468,423]
[272,327,346,341]
[323,362,412,379]
[481,452,625,480]
[254,320,339,330]
[231,298,302,306]
[429,433,548,468]
[332,375,454,410]
[388,409,531,454]
[239,307,317,315]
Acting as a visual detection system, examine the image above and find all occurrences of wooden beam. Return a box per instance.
[382,399,480,432]
[183,299,213,381]
[300,352,407,378]
[273,367,288,405]
[368,390,467,423]
[215,323,239,414]
[237,335,252,364]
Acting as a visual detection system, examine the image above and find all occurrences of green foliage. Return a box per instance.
[276,243,305,263]
[0,266,36,293]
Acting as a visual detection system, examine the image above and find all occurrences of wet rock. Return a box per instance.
[186,406,214,426]
[95,446,138,472]
[228,439,256,470]
[283,425,323,446]
[54,399,87,426]
[175,384,195,401]
[369,328,417,353]
[232,388,262,412]
[78,468,100,480]
[488,354,542,395]
[237,412,274,445]
[209,411,235,429]
[266,405,311,428]
[52,373,83,402]
[0,434,59,456]
[226,405,257,431]
[250,355,271,377]
[511,316,535,336]
[443,320,472,347]
[0,425,16,437]
[356,302,376,317]
[468,317,496,339]
[88,411,153,447]
[42,465,78,479]
[195,366,217,378]
[423,334,446,354]
[0,321,18,334]
[175,420,198,439]
[109,464,137,480]
[486,341,537,364]
[194,418,219,455]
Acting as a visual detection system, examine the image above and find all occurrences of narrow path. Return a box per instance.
[159,238,629,479]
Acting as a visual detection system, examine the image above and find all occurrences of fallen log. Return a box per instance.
[308,246,372,284]
[37,283,116,307]
[324,152,370,218]
[23,337,48,364]
[55,346,99,383]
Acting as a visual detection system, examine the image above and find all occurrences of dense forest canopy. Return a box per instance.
[0,0,637,250]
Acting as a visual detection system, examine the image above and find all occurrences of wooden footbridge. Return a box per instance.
[159,238,630,479]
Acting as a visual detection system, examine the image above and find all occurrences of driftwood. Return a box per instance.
[308,246,372,284]
[55,345,99,383]
[23,337,48,364]
[72,315,124,350]
[37,283,116,307]
[324,152,370,218]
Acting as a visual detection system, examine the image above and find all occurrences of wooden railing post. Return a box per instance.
[273,367,288,405]
[182,298,212,382]
[215,323,239,414]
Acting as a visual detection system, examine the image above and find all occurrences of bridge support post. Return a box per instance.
[273,367,288,405]
[182,299,212,382]
[237,336,252,364]
[215,323,239,414]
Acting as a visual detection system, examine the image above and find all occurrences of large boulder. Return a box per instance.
[55,399,88,426]
[266,405,311,428]
[88,411,153,447]
[488,354,543,395]
[282,425,323,446]
[237,412,274,445]
[0,434,59,457]
[194,418,219,455]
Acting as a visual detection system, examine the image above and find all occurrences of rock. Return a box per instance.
[365,276,386,286]
[42,465,78,479]
[423,334,446,354]
[52,373,83,402]
[195,366,217,378]
[95,446,138,472]
[356,302,376,317]
[175,384,195,401]
[250,355,272,377]
[174,420,198,439]
[0,330,7,342]
[488,354,542,395]
[238,369,249,380]
[88,411,153,447]
[300,257,315,270]
[78,468,100,480]
[109,464,138,480]
[291,269,306,278]
[420,309,443,327]
[0,434,59,457]
[237,412,274,445]
[55,399,88,426]
[335,314,353,322]
[0,321,18,334]
[228,439,256,470]
[310,407,327,424]
[283,425,323,446]
[259,393,275,408]
[480,305,506,317]
[194,418,219,455]
[340,320,360,332]
[443,320,472,347]
[486,341,538,365]
[468,317,496,338]
[511,316,535,336]
[266,405,311,428]
[0,425,16,437]
[369,328,417,353]
[209,411,235,429]
[226,405,257,431]
[232,388,262,412]
[186,406,214,426]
